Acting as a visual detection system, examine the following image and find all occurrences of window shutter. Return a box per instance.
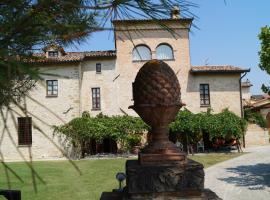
[18,117,32,145]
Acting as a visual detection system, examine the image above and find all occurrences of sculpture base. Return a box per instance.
[100,189,221,200]
[100,159,222,200]
[139,152,187,165]
[126,159,204,193]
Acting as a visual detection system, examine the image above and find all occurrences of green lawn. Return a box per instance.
[0,153,243,200]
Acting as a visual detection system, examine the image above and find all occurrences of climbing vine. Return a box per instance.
[53,112,149,157]
[170,108,247,142]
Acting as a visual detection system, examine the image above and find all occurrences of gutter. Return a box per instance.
[79,62,82,116]
[190,70,250,74]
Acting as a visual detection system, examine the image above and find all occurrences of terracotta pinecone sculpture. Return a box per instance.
[133,60,181,106]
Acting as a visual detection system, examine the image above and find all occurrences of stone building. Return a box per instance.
[241,79,253,101]
[0,11,250,161]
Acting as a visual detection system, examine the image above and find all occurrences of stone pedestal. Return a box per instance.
[126,159,204,194]
[101,189,220,200]
[100,159,221,200]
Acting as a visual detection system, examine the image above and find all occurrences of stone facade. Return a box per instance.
[187,74,242,116]
[0,18,248,160]
[0,65,80,161]
[114,20,192,116]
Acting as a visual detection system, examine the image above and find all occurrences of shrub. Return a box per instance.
[244,108,267,128]
[170,108,247,143]
[53,113,148,157]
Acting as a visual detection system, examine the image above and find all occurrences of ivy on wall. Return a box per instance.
[244,108,267,128]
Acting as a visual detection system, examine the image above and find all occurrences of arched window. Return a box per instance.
[132,45,152,61]
[156,44,174,60]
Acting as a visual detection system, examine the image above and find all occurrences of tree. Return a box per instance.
[258,26,270,94]
[0,0,96,107]
[0,0,195,108]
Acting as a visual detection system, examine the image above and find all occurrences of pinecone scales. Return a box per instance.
[133,60,181,106]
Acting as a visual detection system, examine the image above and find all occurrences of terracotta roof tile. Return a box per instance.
[191,65,250,74]
[30,51,116,64]
[84,50,116,58]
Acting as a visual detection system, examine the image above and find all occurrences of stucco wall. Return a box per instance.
[186,74,242,116]
[0,65,80,161]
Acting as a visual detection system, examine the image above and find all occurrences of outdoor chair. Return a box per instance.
[175,140,184,152]
[197,140,204,152]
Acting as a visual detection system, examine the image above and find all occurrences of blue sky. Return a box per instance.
[67,0,270,95]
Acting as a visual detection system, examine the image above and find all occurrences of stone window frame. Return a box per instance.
[48,51,59,58]
[132,44,152,62]
[200,84,210,107]
[96,63,102,74]
[46,80,58,97]
[18,117,32,146]
[92,87,101,110]
[156,43,175,61]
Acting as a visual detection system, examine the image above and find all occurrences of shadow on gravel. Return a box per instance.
[218,163,270,190]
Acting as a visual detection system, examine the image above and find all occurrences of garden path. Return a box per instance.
[205,145,270,200]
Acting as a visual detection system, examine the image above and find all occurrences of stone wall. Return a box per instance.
[186,73,242,116]
[114,21,191,116]
[0,65,80,161]
[81,59,119,116]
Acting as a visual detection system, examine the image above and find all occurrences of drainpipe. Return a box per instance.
[239,69,250,148]
[79,62,82,116]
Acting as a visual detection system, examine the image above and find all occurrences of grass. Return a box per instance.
[0,153,244,200]
[190,152,244,168]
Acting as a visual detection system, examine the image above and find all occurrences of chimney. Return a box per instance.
[171,5,180,19]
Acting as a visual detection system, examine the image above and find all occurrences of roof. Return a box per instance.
[190,65,250,74]
[251,95,267,101]
[251,97,270,108]
[29,51,116,64]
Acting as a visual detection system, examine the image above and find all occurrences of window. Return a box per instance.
[18,117,32,145]
[156,44,174,60]
[92,88,101,110]
[96,63,101,73]
[132,45,152,61]
[46,80,58,97]
[48,51,58,58]
[200,84,210,106]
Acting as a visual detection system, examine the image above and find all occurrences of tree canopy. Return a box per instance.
[258,26,270,94]
[0,0,195,108]
[0,0,96,107]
